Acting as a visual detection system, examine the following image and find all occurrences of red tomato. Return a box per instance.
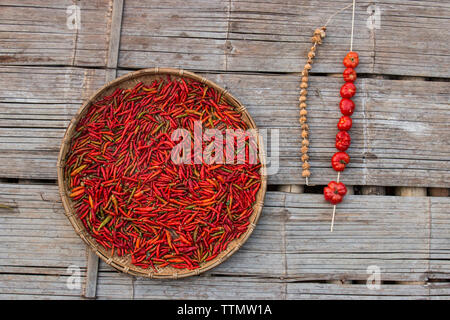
[331,151,350,172]
[335,131,351,151]
[337,115,352,131]
[343,51,359,68]
[340,82,356,98]
[324,181,347,205]
[339,98,355,116]
[343,68,357,82]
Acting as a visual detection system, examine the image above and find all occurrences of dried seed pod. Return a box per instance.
[302,169,311,177]
[298,26,326,183]
[301,130,308,138]
[311,35,322,44]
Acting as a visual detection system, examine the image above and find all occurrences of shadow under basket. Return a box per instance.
[57,68,267,279]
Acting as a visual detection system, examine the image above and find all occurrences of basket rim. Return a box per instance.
[57,67,267,279]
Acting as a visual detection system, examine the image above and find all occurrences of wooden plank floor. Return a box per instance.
[1,183,449,299]
[0,0,449,299]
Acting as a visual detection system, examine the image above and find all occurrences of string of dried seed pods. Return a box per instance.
[299,27,326,185]
[298,2,354,186]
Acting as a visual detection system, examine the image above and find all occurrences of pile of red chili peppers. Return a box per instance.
[65,77,261,271]
[323,51,359,205]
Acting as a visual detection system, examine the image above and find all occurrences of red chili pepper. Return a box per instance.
[331,151,350,172]
[335,131,351,151]
[339,98,355,116]
[64,78,262,270]
[343,68,357,82]
[337,115,352,131]
[69,188,85,198]
[343,51,359,68]
[340,82,356,98]
[323,181,347,205]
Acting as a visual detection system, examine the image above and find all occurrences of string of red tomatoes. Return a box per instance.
[323,51,359,209]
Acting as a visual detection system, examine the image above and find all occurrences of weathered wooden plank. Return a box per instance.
[3,183,450,281]
[0,66,107,179]
[0,183,86,268]
[429,283,450,299]
[0,273,84,298]
[118,0,450,77]
[286,283,429,300]
[429,198,450,280]
[0,293,81,300]
[1,183,450,298]
[1,67,448,187]
[0,0,112,67]
[282,193,433,281]
[97,272,286,299]
[6,0,445,77]
[0,66,106,104]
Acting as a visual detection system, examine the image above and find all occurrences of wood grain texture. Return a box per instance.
[0,0,449,300]
[286,283,430,300]
[1,67,448,187]
[2,0,449,77]
[118,0,450,77]
[0,183,87,268]
[1,183,450,299]
[0,0,113,67]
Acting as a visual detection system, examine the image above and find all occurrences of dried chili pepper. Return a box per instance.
[331,151,350,172]
[339,98,355,116]
[343,68,357,82]
[323,181,347,205]
[343,51,359,68]
[65,77,262,271]
[340,82,356,98]
[335,131,351,151]
[337,115,352,131]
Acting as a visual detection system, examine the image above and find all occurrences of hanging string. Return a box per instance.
[330,172,340,232]
[330,0,356,232]
[324,3,353,28]
[350,0,356,51]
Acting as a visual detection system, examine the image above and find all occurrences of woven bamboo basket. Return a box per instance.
[57,68,267,279]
